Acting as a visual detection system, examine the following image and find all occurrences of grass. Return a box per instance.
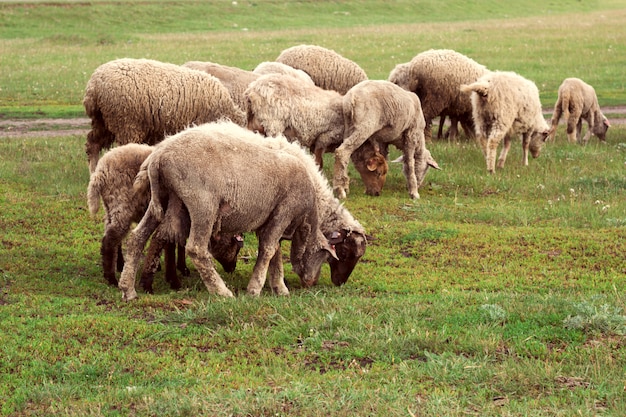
[1,0,626,116]
[1,1,626,416]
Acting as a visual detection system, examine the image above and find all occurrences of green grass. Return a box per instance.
[1,0,626,116]
[2,1,626,416]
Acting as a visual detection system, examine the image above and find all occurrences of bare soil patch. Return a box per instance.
[1,106,625,139]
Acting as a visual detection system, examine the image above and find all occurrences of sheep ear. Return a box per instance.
[325,241,339,261]
[604,118,611,127]
[366,157,381,172]
[427,155,441,170]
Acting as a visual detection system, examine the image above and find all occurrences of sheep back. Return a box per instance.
[245,73,345,150]
[83,58,246,173]
[182,61,259,113]
[276,44,368,94]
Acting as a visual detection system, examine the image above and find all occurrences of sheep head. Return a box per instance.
[326,229,367,286]
[350,141,389,196]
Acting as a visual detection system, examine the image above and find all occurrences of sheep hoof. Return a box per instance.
[271,285,290,296]
[334,187,347,200]
[122,289,138,302]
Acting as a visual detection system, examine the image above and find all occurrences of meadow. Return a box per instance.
[1,1,625,416]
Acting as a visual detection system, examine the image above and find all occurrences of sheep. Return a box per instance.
[276,44,368,94]
[245,73,389,196]
[182,61,260,114]
[549,77,610,144]
[460,71,550,173]
[251,128,368,286]
[388,49,489,142]
[245,73,344,162]
[333,80,440,200]
[118,121,339,301]
[83,58,246,173]
[252,61,315,85]
[87,143,243,291]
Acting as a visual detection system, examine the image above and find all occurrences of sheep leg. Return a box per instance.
[520,133,530,166]
[118,211,161,301]
[177,243,190,276]
[165,242,182,290]
[400,133,419,199]
[116,246,124,272]
[139,234,165,294]
[485,132,505,173]
[437,115,446,140]
[101,228,127,286]
[268,243,289,296]
[333,133,368,199]
[185,224,233,298]
[565,111,578,144]
[497,134,513,168]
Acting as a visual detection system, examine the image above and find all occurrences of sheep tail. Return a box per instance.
[86,172,102,216]
[460,81,489,97]
[141,155,165,222]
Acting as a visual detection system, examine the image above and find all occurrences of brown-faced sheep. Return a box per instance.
[245,73,388,195]
[83,58,246,173]
[333,80,440,200]
[87,143,243,291]
[253,129,368,286]
[460,71,550,173]
[276,44,368,95]
[388,49,489,142]
[182,61,260,114]
[118,121,338,301]
[549,77,610,144]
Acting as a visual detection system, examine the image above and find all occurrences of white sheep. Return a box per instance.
[388,49,489,142]
[83,58,246,173]
[245,73,389,196]
[549,77,610,144]
[87,143,243,291]
[334,80,440,200]
[245,72,345,164]
[460,71,550,173]
[276,44,368,94]
[252,61,315,85]
[119,121,339,301]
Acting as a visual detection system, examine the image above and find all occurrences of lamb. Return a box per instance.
[182,60,262,114]
[83,58,246,173]
[460,71,550,173]
[276,44,368,94]
[549,77,610,144]
[388,49,489,142]
[245,73,389,196]
[252,61,315,85]
[118,121,338,301]
[87,143,243,291]
[334,80,440,200]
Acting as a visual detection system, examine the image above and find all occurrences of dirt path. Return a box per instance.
[1,106,625,139]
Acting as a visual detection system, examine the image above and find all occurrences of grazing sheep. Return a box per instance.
[388,49,489,142]
[334,80,440,200]
[460,71,550,173]
[549,77,610,144]
[276,44,368,94]
[255,129,368,286]
[83,58,246,173]
[87,143,243,290]
[182,61,260,113]
[252,61,315,85]
[118,121,338,301]
[245,73,388,195]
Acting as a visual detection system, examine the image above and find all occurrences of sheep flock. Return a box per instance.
[83,44,611,299]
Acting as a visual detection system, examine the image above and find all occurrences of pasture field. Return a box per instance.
[1,1,626,416]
